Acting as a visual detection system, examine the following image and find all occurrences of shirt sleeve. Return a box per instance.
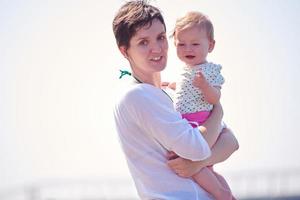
[209,64,225,87]
[126,88,211,161]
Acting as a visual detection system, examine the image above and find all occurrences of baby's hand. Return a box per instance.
[193,71,209,90]
[168,82,176,90]
[161,81,176,90]
[161,81,169,88]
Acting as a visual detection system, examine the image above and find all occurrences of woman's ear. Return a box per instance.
[119,46,128,59]
[208,40,215,53]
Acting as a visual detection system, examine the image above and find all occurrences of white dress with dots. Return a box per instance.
[174,62,224,115]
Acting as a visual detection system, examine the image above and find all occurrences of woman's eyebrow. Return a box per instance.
[137,36,149,41]
[135,31,166,41]
[158,31,166,35]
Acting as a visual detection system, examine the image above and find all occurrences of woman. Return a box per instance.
[112,1,239,199]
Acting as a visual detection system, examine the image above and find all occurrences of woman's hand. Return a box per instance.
[167,155,207,178]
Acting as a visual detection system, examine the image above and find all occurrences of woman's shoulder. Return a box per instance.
[127,83,157,97]
[116,83,158,106]
[114,83,171,117]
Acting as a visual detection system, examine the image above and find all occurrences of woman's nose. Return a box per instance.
[150,42,162,53]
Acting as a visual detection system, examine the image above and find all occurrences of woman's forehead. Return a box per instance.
[133,19,165,39]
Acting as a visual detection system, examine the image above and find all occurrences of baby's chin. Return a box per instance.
[180,57,204,66]
[187,60,208,66]
[183,61,201,67]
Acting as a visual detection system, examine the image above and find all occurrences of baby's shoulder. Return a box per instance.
[200,62,222,76]
[207,62,222,70]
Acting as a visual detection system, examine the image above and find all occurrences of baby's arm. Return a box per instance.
[193,71,221,105]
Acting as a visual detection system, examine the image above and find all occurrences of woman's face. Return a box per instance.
[124,19,168,76]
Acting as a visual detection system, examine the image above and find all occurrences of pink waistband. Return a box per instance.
[182,111,211,127]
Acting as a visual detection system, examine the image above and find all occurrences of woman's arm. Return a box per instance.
[167,128,239,178]
[132,87,211,161]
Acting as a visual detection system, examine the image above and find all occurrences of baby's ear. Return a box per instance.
[208,39,215,53]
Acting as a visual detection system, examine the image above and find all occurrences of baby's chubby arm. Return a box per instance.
[193,71,221,105]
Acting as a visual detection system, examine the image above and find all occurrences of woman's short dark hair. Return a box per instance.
[112,0,166,49]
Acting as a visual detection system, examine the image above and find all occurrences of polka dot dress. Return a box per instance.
[174,62,225,114]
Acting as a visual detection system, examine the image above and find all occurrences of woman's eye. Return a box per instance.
[139,40,148,45]
[158,35,166,40]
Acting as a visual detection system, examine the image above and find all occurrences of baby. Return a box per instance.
[170,11,236,200]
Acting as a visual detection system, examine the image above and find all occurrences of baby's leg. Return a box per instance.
[193,167,232,200]
[207,127,237,199]
[212,170,237,200]
[210,167,231,191]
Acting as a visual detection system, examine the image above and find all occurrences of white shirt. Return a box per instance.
[175,62,224,114]
[114,81,212,200]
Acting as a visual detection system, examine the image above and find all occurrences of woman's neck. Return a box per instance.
[132,70,161,88]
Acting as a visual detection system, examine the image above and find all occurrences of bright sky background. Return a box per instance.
[1,0,300,192]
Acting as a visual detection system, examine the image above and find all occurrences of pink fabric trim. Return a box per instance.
[182,111,211,127]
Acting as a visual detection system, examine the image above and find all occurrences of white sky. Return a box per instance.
[1,0,300,192]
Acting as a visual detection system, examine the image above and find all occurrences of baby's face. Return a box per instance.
[175,26,214,66]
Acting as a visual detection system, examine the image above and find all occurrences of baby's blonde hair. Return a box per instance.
[172,11,214,41]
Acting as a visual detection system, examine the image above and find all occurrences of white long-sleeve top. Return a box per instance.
[113,81,212,200]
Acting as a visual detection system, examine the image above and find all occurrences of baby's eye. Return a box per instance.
[177,43,185,46]
[192,43,200,46]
